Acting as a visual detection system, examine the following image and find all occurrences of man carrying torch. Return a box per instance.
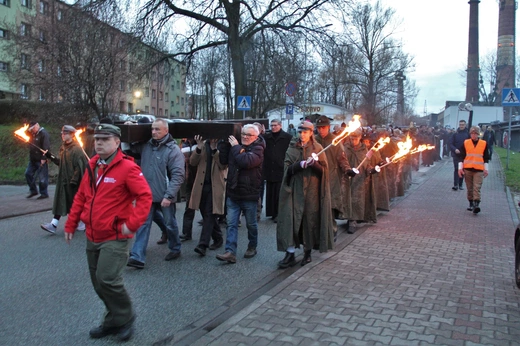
[24,121,51,199]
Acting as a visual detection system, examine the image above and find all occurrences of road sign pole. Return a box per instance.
[507,107,512,169]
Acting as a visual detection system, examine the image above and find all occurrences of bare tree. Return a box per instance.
[340,0,414,125]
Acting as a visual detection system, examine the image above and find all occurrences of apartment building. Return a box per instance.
[0,0,187,118]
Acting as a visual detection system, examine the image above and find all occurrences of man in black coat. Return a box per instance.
[25,121,51,199]
[449,120,470,190]
[263,119,292,223]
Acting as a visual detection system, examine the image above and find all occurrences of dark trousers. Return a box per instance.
[453,156,464,187]
[265,181,282,218]
[25,160,49,196]
[182,186,195,237]
[198,185,222,247]
[86,239,133,328]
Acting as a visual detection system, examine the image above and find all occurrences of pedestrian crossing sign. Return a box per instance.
[502,88,520,106]
[237,96,251,110]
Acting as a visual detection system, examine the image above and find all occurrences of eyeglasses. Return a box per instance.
[241,133,256,137]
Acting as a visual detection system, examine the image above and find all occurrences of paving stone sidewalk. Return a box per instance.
[189,158,520,346]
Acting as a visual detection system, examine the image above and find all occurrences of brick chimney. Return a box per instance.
[495,0,517,105]
[465,0,480,103]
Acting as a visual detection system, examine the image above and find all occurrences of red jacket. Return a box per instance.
[65,149,152,243]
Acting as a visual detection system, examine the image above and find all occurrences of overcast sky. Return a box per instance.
[381,0,516,116]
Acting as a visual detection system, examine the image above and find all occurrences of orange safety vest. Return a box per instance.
[463,139,486,170]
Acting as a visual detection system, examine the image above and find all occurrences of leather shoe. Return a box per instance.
[37,195,49,199]
[301,250,312,266]
[179,234,192,241]
[209,239,223,250]
[216,251,236,263]
[127,258,144,269]
[244,247,257,258]
[278,252,296,268]
[89,325,119,339]
[164,252,181,261]
[26,192,38,198]
[194,245,206,256]
[157,232,167,245]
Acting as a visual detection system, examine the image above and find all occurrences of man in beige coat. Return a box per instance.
[189,135,228,256]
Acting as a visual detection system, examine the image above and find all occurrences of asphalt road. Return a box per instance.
[0,203,296,345]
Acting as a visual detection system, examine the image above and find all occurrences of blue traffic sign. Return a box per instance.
[285,82,297,97]
[285,104,294,115]
[502,88,520,106]
[237,96,251,110]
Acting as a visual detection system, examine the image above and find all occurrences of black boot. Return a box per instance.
[473,200,481,214]
[467,200,474,211]
[301,250,312,266]
[157,232,167,245]
[278,252,296,268]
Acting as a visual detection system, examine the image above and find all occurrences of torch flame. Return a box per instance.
[391,135,413,162]
[332,114,362,146]
[74,128,85,148]
[373,136,391,151]
[409,144,435,155]
[14,124,31,142]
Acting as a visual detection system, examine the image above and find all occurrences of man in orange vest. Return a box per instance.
[458,126,490,214]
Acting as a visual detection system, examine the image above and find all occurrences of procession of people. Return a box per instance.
[15,115,491,341]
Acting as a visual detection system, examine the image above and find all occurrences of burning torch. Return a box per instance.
[14,124,58,162]
[352,136,391,175]
[377,136,434,169]
[308,115,362,163]
[73,128,91,160]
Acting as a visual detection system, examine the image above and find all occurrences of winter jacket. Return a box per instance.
[449,128,470,155]
[29,127,50,162]
[133,134,185,203]
[226,137,265,201]
[64,149,152,243]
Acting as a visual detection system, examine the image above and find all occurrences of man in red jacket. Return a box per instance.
[64,124,152,342]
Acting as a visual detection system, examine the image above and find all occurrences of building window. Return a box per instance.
[119,81,125,91]
[176,111,179,117]
[145,106,149,113]
[39,29,45,42]
[57,9,62,20]
[38,88,45,101]
[159,91,163,101]
[38,59,45,72]
[20,84,29,99]
[176,96,179,105]
[164,109,168,117]
[20,23,31,36]
[21,0,31,8]
[181,97,184,106]
[0,61,8,72]
[152,89,156,99]
[39,1,48,14]
[0,28,8,39]
[145,88,149,97]
[176,80,180,89]
[151,71,156,81]
[21,53,30,69]
[119,101,125,112]
[128,103,133,113]
[165,92,168,102]
[0,0,10,6]
[181,81,185,90]
[151,107,155,115]
[170,101,174,107]
[159,108,163,116]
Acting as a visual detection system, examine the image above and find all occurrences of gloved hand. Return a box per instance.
[300,157,315,169]
[346,169,357,177]
[300,160,309,169]
[369,168,379,175]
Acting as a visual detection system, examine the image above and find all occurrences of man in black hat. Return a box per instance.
[40,125,88,234]
[25,121,51,199]
[64,123,152,341]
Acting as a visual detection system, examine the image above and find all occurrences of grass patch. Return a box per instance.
[0,124,61,184]
[495,146,520,192]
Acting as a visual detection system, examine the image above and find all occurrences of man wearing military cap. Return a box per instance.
[64,122,152,341]
[315,115,356,240]
[41,125,88,234]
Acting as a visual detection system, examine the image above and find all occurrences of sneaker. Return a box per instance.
[244,247,257,258]
[41,222,57,234]
[76,221,86,232]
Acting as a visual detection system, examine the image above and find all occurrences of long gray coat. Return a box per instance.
[276,137,334,253]
[52,140,88,216]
